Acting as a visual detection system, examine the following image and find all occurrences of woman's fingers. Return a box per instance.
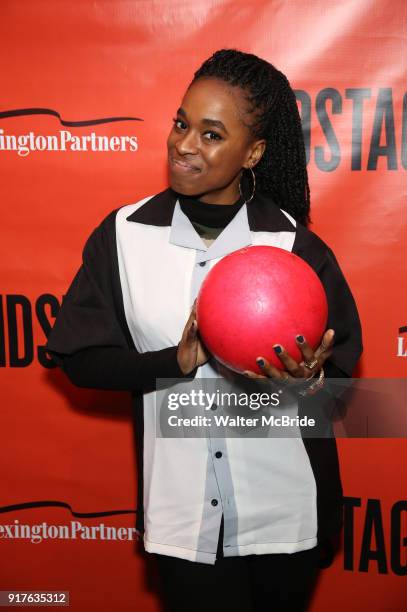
[314,329,335,360]
[187,319,198,342]
[295,335,317,365]
[178,307,199,375]
[243,329,336,385]
[182,307,196,342]
[243,370,268,379]
[254,356,289,381]
[187,301,199,341]
[207,328,335,380]
[276,329,335,377]
[271,345,303,377]
[178,302,212,374]
[191,298,198,322]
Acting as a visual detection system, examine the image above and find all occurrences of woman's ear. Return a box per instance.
[245,139,266,169]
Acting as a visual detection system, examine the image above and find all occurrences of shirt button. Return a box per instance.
[215,451,222,458]
[211,404,217,411]
[198,261,206,267]
[211,499,218,506]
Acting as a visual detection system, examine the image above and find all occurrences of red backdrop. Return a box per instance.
[1,1,406,610]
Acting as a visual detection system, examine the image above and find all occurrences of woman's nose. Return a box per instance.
[175,130,199,155]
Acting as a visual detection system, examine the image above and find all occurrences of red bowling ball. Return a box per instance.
[196,246,328,374]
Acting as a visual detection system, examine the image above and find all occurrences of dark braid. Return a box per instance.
[191,49,311,225]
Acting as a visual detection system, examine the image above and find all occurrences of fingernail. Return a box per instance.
[256,358,265,367]
[273,345,282,354]
[296,335,305,344]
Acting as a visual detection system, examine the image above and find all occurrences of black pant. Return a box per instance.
[153,518,320,612]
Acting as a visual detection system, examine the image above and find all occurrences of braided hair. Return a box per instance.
[191,49,310,225]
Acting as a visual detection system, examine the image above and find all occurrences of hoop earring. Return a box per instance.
[238,166,256,204]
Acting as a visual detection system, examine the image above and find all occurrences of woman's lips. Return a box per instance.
[169,156,201,174]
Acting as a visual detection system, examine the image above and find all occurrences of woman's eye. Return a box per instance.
[172,118,187,130]
[203,131,222,141]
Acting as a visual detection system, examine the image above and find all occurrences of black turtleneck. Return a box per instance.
[178,193,245,244]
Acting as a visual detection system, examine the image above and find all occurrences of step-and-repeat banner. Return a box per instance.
[1,1,406,610]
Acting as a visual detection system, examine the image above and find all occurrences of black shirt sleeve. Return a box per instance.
[45,211,194,392]
[58,345,187,392]
[318,247,363,377]
[293,225,363,377]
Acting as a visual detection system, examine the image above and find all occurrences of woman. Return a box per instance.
[46,49,362,611]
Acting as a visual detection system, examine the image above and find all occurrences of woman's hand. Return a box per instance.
[243,329,335,386]
[177,301,210,375]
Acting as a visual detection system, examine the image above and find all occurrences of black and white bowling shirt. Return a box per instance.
[46,188,362,565]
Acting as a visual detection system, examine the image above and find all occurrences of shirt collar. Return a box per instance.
[126,188,296,233]
[169,200,253,261]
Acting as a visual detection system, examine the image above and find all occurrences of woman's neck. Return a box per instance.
[178,193,245,228]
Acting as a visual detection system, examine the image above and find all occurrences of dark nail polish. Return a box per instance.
[274,345,282,354]
[256,358,264,367]
[296,335,304,344]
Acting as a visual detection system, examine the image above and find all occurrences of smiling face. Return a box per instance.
[167,77,266,204]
